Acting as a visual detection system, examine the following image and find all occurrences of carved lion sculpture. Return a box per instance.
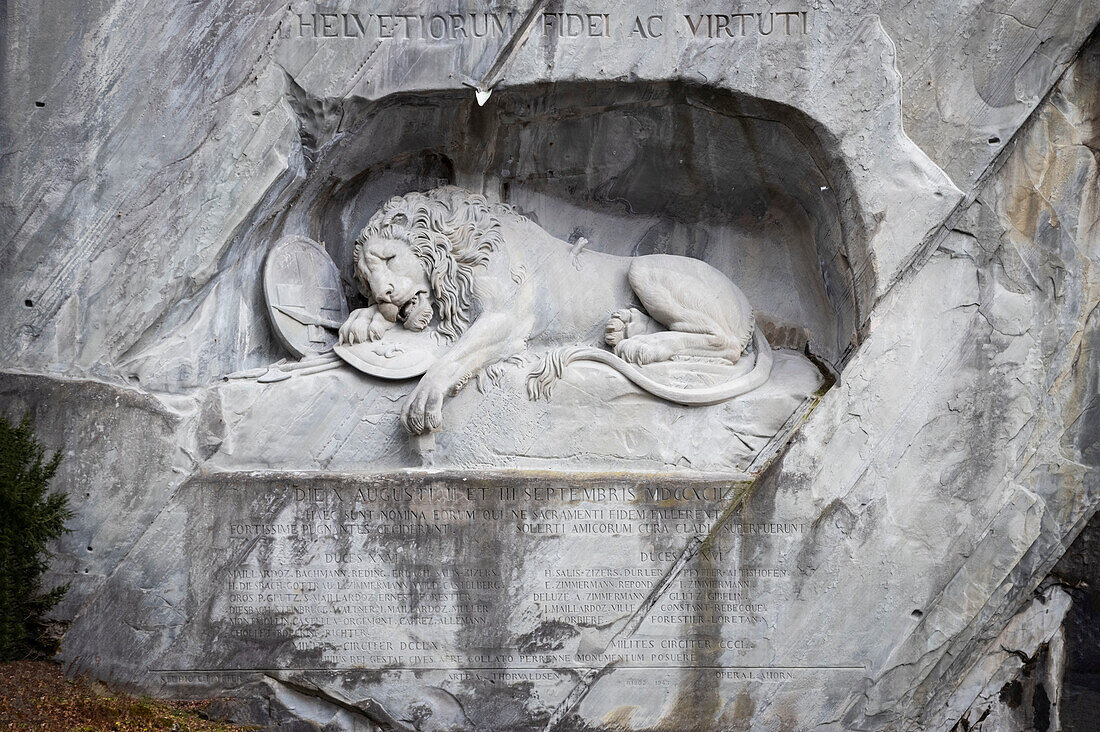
[338,186,772,435]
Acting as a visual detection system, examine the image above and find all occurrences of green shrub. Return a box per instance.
[0,414,72,660]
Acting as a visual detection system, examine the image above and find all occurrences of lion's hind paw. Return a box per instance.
[604,308,648,347]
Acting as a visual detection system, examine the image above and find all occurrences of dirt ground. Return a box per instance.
[0,660,250,731]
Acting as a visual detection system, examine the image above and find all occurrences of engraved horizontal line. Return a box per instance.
[152,666,866,672]
[193,468,756,484]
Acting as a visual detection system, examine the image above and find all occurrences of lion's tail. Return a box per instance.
[526,329,773,406]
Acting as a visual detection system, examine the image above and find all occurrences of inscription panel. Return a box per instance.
[158,474,854,687]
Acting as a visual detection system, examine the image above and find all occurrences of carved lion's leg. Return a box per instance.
[615,331,737,365]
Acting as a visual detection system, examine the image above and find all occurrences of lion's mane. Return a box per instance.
[353,186,507,340]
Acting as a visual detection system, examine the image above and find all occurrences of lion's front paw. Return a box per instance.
[339,308,375,346]
[615,336,672,365]
[401,376,446,435]
[367,315,392,342]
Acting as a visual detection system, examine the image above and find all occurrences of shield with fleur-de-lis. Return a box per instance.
[263,235,349,358]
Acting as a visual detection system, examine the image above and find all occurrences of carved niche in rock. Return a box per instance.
[331,186,775,435]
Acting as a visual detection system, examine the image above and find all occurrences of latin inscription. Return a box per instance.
[289,8,814,41]
[205,479,808,673]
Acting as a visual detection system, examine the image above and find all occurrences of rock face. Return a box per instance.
[1,1,1098,730]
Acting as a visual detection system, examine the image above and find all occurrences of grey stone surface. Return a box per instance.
[929,586,1068,731]
[1,1,1098,730]
[1052,512,1100,731]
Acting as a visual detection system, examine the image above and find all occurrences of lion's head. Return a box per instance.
[352,186,505,340]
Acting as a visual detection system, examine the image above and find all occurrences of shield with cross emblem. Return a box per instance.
[263,235,349,358]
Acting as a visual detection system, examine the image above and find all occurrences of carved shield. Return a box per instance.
[263,235,349,358]
[334,327,450,380]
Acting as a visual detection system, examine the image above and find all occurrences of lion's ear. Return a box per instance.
[389,213,408,227]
